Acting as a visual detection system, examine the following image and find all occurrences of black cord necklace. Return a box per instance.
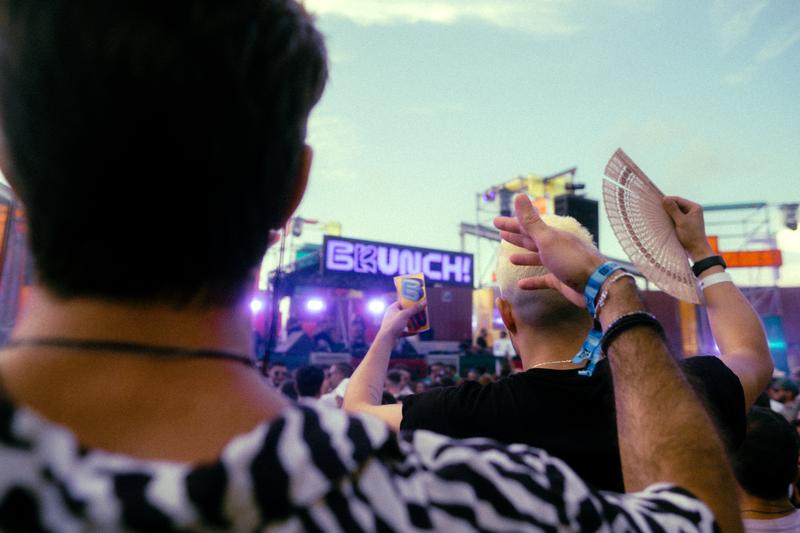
[740,508,796,515]
[3,337,255,368]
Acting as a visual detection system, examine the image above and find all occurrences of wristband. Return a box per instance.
[571,324,603,377]
[700,271,733,290]
[600,312,665,355]
[584,262,624,317]
[691,255,726,277]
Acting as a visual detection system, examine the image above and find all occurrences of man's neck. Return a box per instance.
[10,286,254,355]
[738,491,796,520]
[514,323,592,370]
[0,286,286,462]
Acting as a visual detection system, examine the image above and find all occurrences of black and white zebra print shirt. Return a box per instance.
[0,397,717,532]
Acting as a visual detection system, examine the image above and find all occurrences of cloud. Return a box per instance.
[303,0,582,35]
[722,64,757,86]
[716,4,800,86]
[756,27,800,62]
[711,0,769,53]
[306,113,364,184]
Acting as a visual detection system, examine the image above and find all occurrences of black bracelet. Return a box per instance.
[601,312,666,354]
[691,255,726,277]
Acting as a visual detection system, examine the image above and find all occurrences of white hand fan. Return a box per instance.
[603,148,701,304]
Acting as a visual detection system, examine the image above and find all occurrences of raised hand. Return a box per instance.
[494,195,604,296]
[662,196,715,262]
[379,302,426,339]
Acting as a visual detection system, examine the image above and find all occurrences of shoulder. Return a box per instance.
[680,355,744,396]
[404,378,513,408]
[397,431,718,532]
[680,355,746,450]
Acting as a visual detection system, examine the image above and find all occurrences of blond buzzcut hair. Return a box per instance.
[496,214,595,329]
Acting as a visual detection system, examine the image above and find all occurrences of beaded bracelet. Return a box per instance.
[594,272,637,320]
[600,311,666,355]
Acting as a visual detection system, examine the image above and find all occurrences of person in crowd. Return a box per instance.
[393,365,415,396]
[421,361,444,386]
[770,378,800,422]
[0,1,743,530]
[443,363,459,383]
[381,391,398,405]
[279,379,298,402]
[385,369,406,400]
[346,194,772,494]
[319,361,353,408]
[492,329,515,374]
[312,319,336,352]
[414,380,429,394]
[475,327,490,353]
[349,315,368,356]
[267,362,289,388]
[733,407,800,532]
[294,365,325,399]
[346,194,747,530]
[275,316,315,356]
[479,372,496,385]
[492,329,514,357]
[326,361,353,392]
[464,368,480,381]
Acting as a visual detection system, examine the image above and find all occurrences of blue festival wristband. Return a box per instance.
[584,261,624,317]
[572,324,603,377]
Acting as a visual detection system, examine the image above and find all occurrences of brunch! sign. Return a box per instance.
[323,236,473,287]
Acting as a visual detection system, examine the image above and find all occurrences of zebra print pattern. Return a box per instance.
[0,397,718,531]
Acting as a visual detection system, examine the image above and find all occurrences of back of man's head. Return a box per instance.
[332,362,353,379]
[779,379,799,401]
[386,370,403,387]
[496,214,594,330]
[733,407,799,501]
[295,366,325,398]
[0,0,327,306]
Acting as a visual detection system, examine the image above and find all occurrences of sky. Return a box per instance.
[292,0,800,286]
[0,0,798,288]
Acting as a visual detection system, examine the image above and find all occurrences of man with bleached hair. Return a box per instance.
[346,202,772,492]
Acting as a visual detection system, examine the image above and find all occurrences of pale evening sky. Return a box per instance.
[1,0,798,287]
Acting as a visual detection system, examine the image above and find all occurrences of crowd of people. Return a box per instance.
[0,1,795,531]
[265,359,503,405]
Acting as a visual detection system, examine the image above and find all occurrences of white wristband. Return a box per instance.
[701,271,733,290]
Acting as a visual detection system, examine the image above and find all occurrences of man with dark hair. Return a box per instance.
[328,361,354,388]
[319,361,353,408]
[0,1,743,530]
[772,378,800,422]
[734,407,800,531]
[267,362,289,388]
[385,369,405,399]
[294,366,325,399]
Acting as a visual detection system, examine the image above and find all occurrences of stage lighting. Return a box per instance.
[781,203,798,231]
[249,298,264,314]
[367,299,386,315]
[306,298,326,312]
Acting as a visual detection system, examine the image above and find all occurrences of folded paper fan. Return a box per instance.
[603,149,701,304]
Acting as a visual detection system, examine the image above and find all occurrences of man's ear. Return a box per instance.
[496,297,517,335]
[278,144,312,228]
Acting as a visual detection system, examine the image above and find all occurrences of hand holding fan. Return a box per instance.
[603,149,701,304]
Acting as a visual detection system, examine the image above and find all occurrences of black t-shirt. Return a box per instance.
[401,356,746,492]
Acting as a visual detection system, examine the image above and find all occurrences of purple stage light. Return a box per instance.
[249,298,264,314]
[367,298,386,315]
[306,298,326,313]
